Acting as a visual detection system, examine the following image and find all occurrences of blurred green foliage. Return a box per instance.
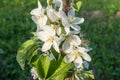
[0,0,120,80]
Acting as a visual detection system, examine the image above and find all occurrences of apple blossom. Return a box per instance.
[64,46,91,68]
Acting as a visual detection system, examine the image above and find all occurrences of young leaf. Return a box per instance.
[47,58,73,79]
[47,0,53,5]
[76,1,82,11]
[50,47,60,60]
[16,39,38,70]
[85,71,95,79]
[71,1,82,11]
[36,55,51,79]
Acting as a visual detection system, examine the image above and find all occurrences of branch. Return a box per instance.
[62,0,76,13]
[62,0,71,13]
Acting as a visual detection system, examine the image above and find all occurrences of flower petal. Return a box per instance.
[44,26,55,36]
[32,15,47,26]
[62,41,72,53]
[72,17,84,24]
[64,27,70,35]
[74,57,83,68]
[68,9,75,17]
[47,7,59,22]
[55,35,65,46]
[81,52,91,62]
[70,24,80,31]
[31,8,42,16]
[54,0,62,7]
[57,27,62,35]
[42,41,52,52]
[53,41,60,53]
[71,35,81,46]
[57,10,66,18]
[62,18,70,27]
[36,31,49,41]
[38,0,42,9]
[78,47,91,62]
[64,53,75,63]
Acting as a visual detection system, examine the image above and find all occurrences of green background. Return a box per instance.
[0,0,120,80]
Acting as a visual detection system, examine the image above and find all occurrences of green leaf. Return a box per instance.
[31,56,73,79]
[85,71,95,79]
[16,39,38,70]
[76,1,82,11]
[47,0,53,5]
[48,58,73,79]
[50,47,60,60]
[52,72,67,80]
[30,54,40,67]
[71,1,82,11]
[32,55,51,79]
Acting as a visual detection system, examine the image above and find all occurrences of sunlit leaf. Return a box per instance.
[47,0,53,5]
[85,71,95,79]
[76,1,82,11]
[16,39,39,70]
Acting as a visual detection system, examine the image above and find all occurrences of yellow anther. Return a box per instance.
[47,36,54,42]
[66,36,72,41]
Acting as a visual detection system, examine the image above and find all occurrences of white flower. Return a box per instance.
[31,67,39,80]
[62,34,81,53]
[53,0,62,7]
[47,6,60,22]
[64,46,91,68]
[51,24,62,35]
[30,0,47,26]
[60,9,84,31]
[36,26,60,53]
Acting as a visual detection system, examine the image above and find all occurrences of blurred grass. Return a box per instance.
[0,0,120,80]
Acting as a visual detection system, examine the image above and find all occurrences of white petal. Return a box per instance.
[31,8,42,16]
[55,35,65,46]
[53,41,60,53]
[57,27,61,35]
[36,31,49,41]
[69,31,80,35]
[62,41,72,53]
[42,41,52,52]
[74,57,83,68]
[38,0,42,9]
[64,27,70,35]
[72,17,84,24]
[47,7,59,22]
[64,53,75,63]
[30,0,44,16]
[31,67,38,79]
[70,24,80,31]
[54,0,62,7]
[71,35,81,46]
[62,18,70,27]
[57,10,66,18]
[78,47,91,61]
[40,15,48,25]
[68,9,75,17]
[45,26,55,36]
[32,15,47,26]
[81,52,91,62]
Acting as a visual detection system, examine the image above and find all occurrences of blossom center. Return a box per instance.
[68,17,75,23]
[74,51,80,58]
[37,14,44,19]
[66,36,72,41]
[52,25,59,31]
[47,36,54,42]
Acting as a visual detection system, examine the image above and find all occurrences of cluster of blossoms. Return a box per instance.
[30,0,91,79]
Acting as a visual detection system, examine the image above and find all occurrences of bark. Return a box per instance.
[62,0,76,13]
